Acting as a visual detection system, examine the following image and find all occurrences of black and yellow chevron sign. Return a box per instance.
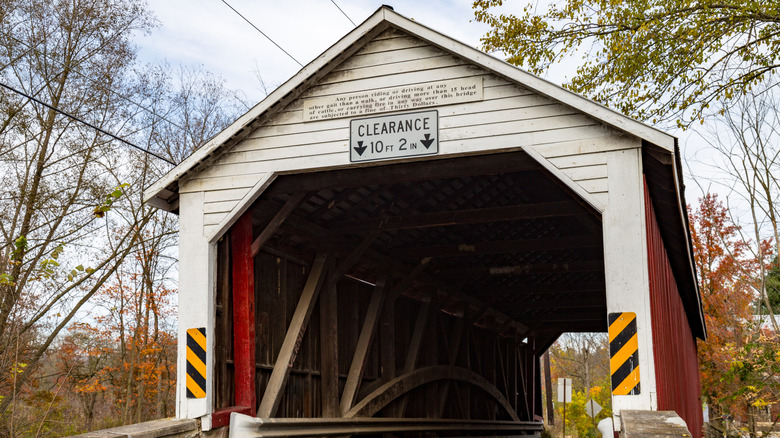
[608,312,640,395]
[186,327,207,399]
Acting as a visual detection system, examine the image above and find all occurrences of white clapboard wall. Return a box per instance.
[181,27,638,239]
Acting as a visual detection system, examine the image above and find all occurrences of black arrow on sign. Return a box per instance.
[420,134,435,149]
[354,141,367,156]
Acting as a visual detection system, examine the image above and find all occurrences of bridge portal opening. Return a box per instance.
[211,150,605,434]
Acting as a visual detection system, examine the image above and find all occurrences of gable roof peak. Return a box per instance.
[144,5,675,211]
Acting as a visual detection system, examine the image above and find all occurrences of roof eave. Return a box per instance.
[642,140,706,340]
[142,7,394,210]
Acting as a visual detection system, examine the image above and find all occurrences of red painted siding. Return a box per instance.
[644,179,702,438]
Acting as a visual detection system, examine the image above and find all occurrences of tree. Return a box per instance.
[766,257,780,314]
[549,333,609,394]
[139,64,247,164]
[472,0,780,125]
[0,0,244,432]
[546,333,612,437]
[690,194,780,436]
[97,254,178,425]
[0,0,160,426]
[14,60,242,432]
[691,194,754,421]
[693,85,780,330]
[557,382,612,438]
[56,323,114,431]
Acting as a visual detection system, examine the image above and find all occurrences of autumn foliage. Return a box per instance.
[60,272,178,429]
[544,334,613,437]
[691,195,755,409]
[0,221,179,436]
[690,194,780,432]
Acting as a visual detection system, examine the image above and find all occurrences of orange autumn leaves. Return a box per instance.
[52,272,177,431]
[690,194,779,419]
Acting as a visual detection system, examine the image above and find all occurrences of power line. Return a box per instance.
[330,0,356,27]
[0,81,176,165]
[0,31,186,132]
[220,0,304,67]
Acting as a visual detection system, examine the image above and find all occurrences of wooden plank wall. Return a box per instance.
[644,180,703,438]
[214,237,234,410]
[213,243,538,421]
[183,27,635,238]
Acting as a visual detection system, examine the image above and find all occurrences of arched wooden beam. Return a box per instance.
[344,365,520,421]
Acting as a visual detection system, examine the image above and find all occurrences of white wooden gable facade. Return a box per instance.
[146,7,677,233]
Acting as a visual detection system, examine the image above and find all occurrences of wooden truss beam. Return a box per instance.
[343,266,432,403]
[386,258,431,303]
[319,280,339,417]
[281,215,529,336]
[516,344,530,420]
[340,276,388,416]
[231,211,256,416]
[393,235,602,259]
[532,319,606,332]
[525,338,539,419]
[453,292,530,337]
[379,299,395,383]
[438,304,466,416]
[331,232,379,280]
[345,365,520,421]
[328,201,588,234]
[258,254,329,418]
[404,297,432,373]
[463,281,604,296]
[512,297,605,310]
[468,292,514,327]
[492,289,606,308]
[250,192,307,257]
[434,260,604,278]
[523,312,605,324]
[395,296,433,416]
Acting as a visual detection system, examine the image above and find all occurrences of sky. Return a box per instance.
[138,0,527,103]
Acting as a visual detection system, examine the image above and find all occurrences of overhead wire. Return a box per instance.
[220,0,304,67]
[1,3,352,166]
[330,0,356,27]
[0,31,186,132]
[0,81,176,165]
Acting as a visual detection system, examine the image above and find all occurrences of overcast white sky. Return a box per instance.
[138,0,528,103]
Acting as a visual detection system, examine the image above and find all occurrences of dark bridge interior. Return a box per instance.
[213,149,606,434]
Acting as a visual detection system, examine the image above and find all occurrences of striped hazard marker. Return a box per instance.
[608,312,640,395]
[186,327,207,399]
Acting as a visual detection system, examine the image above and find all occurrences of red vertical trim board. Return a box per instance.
[231,211,257,417]
[644,177,702,438]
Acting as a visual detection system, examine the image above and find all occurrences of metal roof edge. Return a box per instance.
[671,139,706,339]
[642,140,706,340]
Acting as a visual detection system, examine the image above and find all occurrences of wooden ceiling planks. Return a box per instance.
[249,150,608,337]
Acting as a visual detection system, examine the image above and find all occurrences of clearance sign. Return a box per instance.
[349,110,438,163]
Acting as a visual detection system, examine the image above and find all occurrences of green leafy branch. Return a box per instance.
[29,244,96,282]
[93,183,129,218]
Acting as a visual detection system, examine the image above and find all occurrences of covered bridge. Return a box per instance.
[144,6,705,436]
